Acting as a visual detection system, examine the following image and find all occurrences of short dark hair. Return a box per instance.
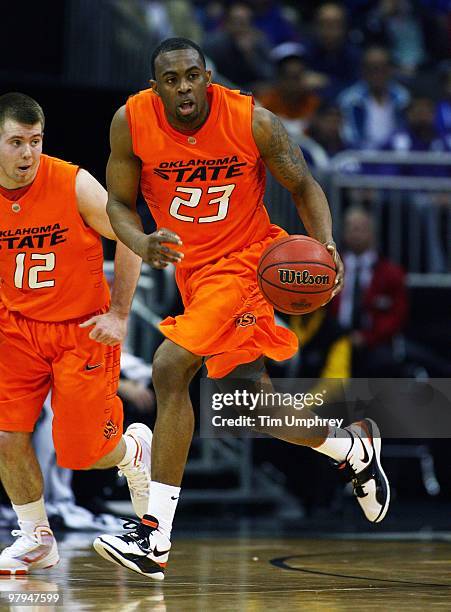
[150,38,206,80]
[0,92,45,131]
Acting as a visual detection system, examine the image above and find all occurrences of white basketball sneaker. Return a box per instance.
[337,418,390,523]
[93,515,170,581]
[0,524,59,575]
[119,423,152,518]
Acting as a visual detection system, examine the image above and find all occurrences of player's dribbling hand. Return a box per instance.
[324,240,344,300]
[137,228,184,269]
[79,310,128,345]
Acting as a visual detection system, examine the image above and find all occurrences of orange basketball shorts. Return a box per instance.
[0,302,123,469]
[159,225,298,378]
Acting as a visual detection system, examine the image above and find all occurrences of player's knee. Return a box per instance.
[152,341,202,391]
[0,431,32,458]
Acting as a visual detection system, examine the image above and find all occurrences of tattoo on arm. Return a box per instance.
[253,107,332,241]
[267,114,310,187]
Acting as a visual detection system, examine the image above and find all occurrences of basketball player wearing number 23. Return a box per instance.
[95,38,390,580]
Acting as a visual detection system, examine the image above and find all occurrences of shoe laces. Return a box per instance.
[3,530,39,556]
[120,517,153,552]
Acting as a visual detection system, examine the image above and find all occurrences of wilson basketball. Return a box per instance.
[257,235,336,315]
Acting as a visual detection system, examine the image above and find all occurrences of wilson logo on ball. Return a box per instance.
[278,269,330,285]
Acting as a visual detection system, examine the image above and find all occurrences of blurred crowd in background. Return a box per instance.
[201,0,450,153]
[41,0,451,156]
[3,1,451,155]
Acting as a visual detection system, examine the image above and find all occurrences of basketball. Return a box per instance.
[257,235,337,314]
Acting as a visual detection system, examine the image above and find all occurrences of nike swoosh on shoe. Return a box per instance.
[354,432,370,464]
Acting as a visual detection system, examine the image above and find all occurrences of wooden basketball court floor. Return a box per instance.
[0,533,450,611]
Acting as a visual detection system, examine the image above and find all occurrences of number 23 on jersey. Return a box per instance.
[169,184,235,223]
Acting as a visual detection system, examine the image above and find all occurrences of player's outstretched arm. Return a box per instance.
[252,107,343,296]
[76,167,142,345]
[106,106,183,268]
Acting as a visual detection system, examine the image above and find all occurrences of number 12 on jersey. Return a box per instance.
[14,253,56,289]
[169,184,235,223]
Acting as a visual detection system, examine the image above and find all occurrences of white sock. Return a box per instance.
[314,427,353,463]
[12,496,49,533]
[146,481,180,540]
[117,435,138,470]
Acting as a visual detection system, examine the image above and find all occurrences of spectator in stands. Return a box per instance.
[383,96,450,273]
[307,102,348,158]
[161,1,203,43]
[258,44,321,140]
[385,96,451,165]
[364,0,427,75]
[436,62,451,139]
[195,1,225,33]
[249,0,299,46]
[331,206,408,377]
[141,1,174,41]
[365,0,450,70]
[304,3,361,99]
[203,2,273,89]
[338,45,410,149]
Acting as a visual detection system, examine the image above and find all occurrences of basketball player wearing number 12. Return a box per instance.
[94,38,390,579]
[0,93,154,575]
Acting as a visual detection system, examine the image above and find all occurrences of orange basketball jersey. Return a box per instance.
[0,154,110,321]
[126,84,272,268]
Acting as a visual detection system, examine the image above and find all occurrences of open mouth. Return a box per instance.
[178,100,195,117]
[17,165,32,173]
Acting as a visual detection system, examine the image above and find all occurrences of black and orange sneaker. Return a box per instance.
[93,515,170,581]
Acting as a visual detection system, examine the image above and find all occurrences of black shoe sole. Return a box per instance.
[93,537,165,581]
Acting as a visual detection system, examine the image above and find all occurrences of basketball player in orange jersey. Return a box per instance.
[95,39,390,580]
[0,93,154,575]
